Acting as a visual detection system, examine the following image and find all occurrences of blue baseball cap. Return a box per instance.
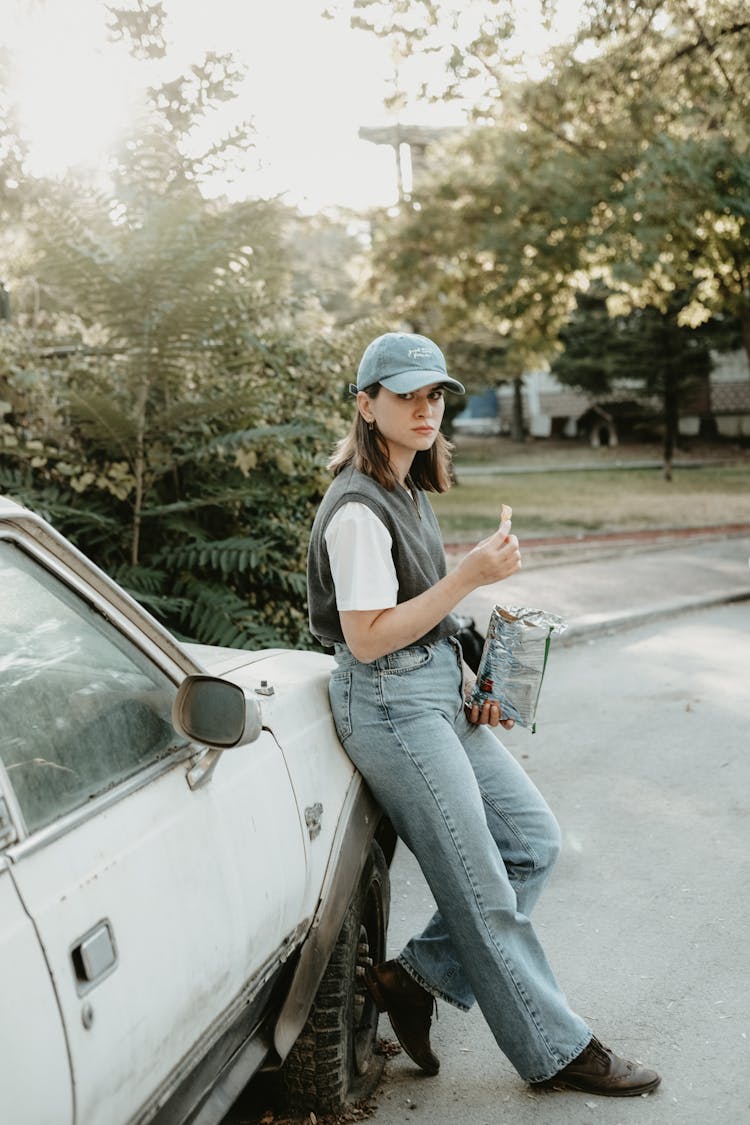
[351,332,465,395]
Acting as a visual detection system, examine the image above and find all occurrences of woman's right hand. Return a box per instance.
[339,517,521,663]
[457,528,522,589]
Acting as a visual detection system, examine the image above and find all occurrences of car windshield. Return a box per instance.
[0,539,185,834]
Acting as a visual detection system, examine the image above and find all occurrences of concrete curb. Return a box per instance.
[559,587,750,647]
[453,533,750,654]
[445,523,750,558]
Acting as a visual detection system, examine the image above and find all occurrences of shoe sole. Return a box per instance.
[386,1013,440,1076]
[535,1074,661,1097]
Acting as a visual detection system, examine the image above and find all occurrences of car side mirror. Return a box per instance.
[172,675,263,749]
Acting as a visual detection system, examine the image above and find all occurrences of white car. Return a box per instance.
[0,495,395,1125]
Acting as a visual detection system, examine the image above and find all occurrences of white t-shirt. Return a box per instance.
[324,502,398,610]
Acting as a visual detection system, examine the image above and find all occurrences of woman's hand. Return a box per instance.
[464,696,515,729]
[338,511,521,664]
[462,671,515,729]
[457,528,522,590]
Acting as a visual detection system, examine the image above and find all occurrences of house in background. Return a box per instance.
[453,350,750,445]
[708,349,750,438]
[451,387,504,436]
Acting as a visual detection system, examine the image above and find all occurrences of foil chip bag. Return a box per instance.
[468,605,567,731]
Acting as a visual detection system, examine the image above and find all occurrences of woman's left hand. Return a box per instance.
[463,673,514,728]
[464,696,515,729]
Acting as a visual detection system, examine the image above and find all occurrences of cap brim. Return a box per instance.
[379,370,465,395]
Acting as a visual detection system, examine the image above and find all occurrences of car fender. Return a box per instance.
[271,774,394,1063]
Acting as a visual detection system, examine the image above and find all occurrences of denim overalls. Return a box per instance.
[330,634,592,1082]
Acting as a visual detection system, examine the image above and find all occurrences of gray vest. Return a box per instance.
[307,465,460,650]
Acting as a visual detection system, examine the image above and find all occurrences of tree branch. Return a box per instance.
[681,7,741,96]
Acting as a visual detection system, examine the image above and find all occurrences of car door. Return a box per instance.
[0,534,308,1125]
[0,827,73,1125]
[186,645,358,927]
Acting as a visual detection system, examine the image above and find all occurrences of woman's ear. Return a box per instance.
[356,390,373,423]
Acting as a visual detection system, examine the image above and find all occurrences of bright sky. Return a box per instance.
[5,0,585,212]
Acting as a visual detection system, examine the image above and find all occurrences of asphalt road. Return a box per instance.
[358,600,750,1125]
[228,597,750,1125]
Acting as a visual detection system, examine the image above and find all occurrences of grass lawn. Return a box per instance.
[433,439,750,541]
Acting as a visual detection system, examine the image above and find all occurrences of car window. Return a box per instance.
[0,540,185,834]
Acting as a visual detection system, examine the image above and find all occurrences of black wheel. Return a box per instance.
[282,839,390,1114]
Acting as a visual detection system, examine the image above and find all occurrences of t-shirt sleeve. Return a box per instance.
[324,502,398,611]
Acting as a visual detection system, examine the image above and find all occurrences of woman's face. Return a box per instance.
[359,383,446,474]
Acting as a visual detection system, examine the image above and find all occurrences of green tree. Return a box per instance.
[356,0,750,459]
[0,47,27,230]
[353,3,623,431]
[551,287,714,477]
[603,135,750,360]
[350,0,537,115]
[3,155,364,646]
[0,2,377,649]
[284,210,377,326]
[365,120,602,440]
[519,2,750,359]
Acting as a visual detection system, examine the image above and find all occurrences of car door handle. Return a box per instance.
[71,919,118,991]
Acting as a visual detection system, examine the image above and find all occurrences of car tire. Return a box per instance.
[282,839,390,1114]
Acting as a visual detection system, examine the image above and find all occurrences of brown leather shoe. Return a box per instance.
[365,959,440,1076]
[535,1036,661,1097]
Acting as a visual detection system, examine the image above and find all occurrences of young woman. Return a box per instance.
[307,331,660,1097]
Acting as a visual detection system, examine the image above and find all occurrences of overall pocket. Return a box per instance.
[377,640,462,724]
[375,644,433,676]
[328,669,353,741]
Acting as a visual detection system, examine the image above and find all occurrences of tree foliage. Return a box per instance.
[0,46,30,243]
[368,120,602,373]
[0,1,380,650]
[551,286,715,476]
[351,0,536,113]
[357,0,750,460]
[522,1,750,354]
[1,157,368,647]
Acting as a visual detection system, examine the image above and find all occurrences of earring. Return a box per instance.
[366,418,374,430]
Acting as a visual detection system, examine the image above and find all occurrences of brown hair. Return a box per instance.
[327,383,454,493]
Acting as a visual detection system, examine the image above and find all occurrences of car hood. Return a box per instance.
[182,643,289,676]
